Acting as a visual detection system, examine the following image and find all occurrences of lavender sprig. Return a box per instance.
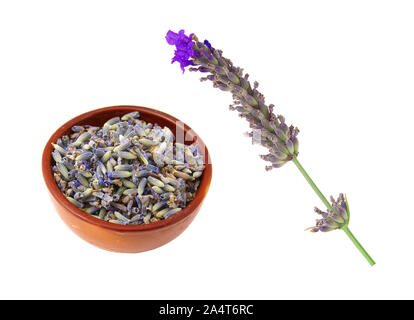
[166,29,375,266]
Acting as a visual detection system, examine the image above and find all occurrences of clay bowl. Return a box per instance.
[42,105,212,253]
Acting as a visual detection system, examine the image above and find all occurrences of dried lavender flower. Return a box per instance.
[166,29,375,266]
[166,29,298,170]
[51,112,205,226]
[308,194,349,232]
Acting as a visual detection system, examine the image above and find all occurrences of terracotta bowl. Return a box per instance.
[42,105,212,253]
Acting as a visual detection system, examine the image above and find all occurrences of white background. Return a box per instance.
[0,0,413,299]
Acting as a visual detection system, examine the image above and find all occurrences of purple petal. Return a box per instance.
[166,29,196,73]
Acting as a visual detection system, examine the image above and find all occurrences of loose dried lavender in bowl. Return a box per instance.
[51,111,205,225]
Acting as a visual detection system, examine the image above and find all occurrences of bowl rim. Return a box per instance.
[42,105,212,232]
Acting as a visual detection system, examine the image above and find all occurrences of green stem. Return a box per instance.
[342,226,376,266]
[291,157,333,211]
[291,156,375,266]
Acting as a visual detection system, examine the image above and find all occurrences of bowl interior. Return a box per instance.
[42,105,212,232]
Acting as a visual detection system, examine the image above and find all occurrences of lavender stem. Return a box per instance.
[342,226,376,266]
[292,156,375,266]
[292,157,332,210]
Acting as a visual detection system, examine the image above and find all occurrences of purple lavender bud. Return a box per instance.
[215,83,231,92]
[318,225,337,232]
[108,171,132,179]
[239,77,250,91]
[225,70,240,84]
[52,150,63,163]
[197,66,210,73]
[57,162,69,180]
[94,148,106,158]
[214,66,226,75]
[279,122,289,134]
[75,151,93,161]
[112,202,127,212]
[66,196,83,209]
[336,206,347,220]
[114,140,132,152]
[285,139,295,154]
[291,136,299,154]
[270,150,288,160]
[75,171,89,188]
[71,126,84,132]
[203,39,214,51]
[272,126,288,141]
[202,50,216,63]
[260,153,287,165]
[52,143,67,156]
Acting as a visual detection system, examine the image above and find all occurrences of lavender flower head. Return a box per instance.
[309,194,350,232]
[166,29,299,169]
